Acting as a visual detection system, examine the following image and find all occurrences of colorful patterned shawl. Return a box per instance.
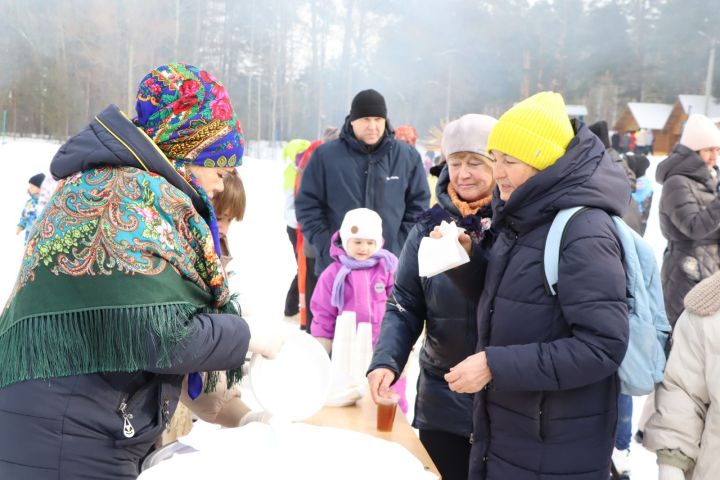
[0,166,236,389]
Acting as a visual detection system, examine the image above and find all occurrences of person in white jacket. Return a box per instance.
[643,270,720,480]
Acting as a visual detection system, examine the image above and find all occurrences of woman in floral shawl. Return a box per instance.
[0,63,273,479]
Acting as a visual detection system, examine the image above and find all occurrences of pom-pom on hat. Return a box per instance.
[340,208,384,253]
[441,114,497,159]
[679,114,720,152]
[134,63,244,168]
[487,91,574,171]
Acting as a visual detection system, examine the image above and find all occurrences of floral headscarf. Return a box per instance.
[134,63,244,168]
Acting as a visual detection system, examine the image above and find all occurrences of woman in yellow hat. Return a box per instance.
[440,92,631,479]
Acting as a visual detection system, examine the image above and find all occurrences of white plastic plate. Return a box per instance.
[248,332,331,422]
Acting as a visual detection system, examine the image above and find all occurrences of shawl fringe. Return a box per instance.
[0,303,242,389]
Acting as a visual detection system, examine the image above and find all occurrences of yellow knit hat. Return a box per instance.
[487,91,574,171]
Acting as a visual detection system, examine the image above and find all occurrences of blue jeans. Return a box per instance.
[615,394,633,450]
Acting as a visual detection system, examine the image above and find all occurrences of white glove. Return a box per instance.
[247,321,287,359]
[658,464,685,480]
[239,410,273,426]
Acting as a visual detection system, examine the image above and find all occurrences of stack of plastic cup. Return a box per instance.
[352,322,373,384]
[331,311,356,379]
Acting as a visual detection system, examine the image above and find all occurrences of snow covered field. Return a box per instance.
[0,137,664,478]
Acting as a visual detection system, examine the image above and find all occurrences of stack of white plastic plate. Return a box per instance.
[248,331,332,422]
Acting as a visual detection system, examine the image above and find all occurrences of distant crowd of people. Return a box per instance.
[612,128,655,155]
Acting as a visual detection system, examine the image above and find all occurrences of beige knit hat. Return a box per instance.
[679,114,720,151]
[684,270,720,317]
[441,114,497,159]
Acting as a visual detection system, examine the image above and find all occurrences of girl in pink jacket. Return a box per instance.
[310,208,407,411]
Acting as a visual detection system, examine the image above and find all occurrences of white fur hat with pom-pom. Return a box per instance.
[340,208,383,253]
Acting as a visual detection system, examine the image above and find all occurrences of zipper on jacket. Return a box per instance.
[118,398,136,438]
[162,398,171,430]
[111,371,144,440]
[538,394,546,440]
[112,371,144,410]
[389,290,406,313]
[364,153,373,211]
[364,270,373,325]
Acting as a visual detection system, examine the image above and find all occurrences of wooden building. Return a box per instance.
[663,95,720,151]
[613,102,673,154]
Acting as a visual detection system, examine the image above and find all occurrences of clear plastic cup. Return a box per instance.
[376,395,399,432]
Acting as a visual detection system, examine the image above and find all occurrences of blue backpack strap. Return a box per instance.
[543,206,586,296]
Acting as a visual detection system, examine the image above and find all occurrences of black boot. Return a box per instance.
[284,274,299,316]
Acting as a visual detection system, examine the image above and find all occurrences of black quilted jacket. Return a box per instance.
[656,143,720,326]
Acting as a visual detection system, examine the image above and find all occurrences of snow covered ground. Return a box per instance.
[0,137,664,478]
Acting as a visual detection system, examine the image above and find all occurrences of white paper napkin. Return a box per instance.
[417,220,470,277]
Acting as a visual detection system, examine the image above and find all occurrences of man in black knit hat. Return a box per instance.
[346,89,389,149]
[295,89,429,329]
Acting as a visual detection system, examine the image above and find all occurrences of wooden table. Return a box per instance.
[305,396,440,478]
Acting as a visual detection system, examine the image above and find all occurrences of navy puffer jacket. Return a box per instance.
[295,117,430,274]
[449,123,630,479]
[369,166,491,437]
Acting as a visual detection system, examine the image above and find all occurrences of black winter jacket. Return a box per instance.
[608,148,644,234]
[448,124,630,480]
[295,118,430,274]
[369,166,490,437]
[0,106,251,479]
[656,143,720,326]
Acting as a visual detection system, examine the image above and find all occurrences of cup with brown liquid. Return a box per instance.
[376,394,399,432]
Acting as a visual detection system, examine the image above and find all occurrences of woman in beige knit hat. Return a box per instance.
[655,113,720,327]
[642,270,720,480]
[368,113,497,480]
